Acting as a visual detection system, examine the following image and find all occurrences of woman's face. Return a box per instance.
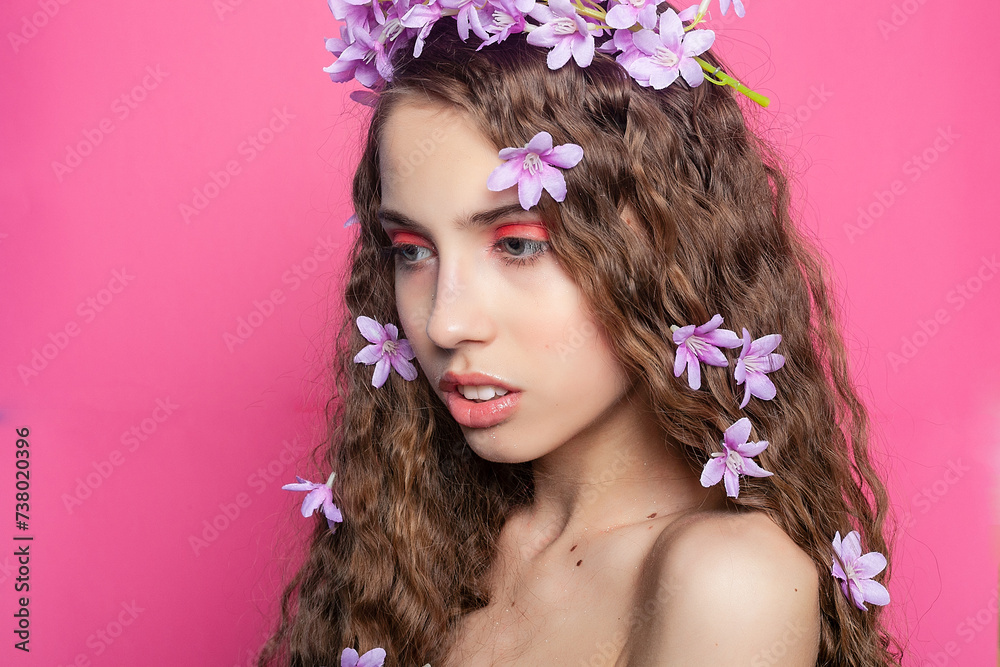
[378,101,632,463]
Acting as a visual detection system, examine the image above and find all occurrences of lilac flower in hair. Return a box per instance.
[831,531,890,611]
[440,0,489,41]
[475,0,530,49]
[671,314,741,391]
[608,29,644,71]
[341,647,387,667]
[327,0,375,41]
[734,327,785,408]
[282,473,343,532]
[486,131,584,210]
[626,8,715,89]
[323,24,394,87]
[605,0,659,31]
[401,0,443,57]
[526,0,596,70]
[353,316,418,387]
[699,417,773,498]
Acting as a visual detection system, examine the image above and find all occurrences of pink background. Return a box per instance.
[1,0,996,664]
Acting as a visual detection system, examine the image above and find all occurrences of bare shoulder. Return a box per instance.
[621,510,820,666]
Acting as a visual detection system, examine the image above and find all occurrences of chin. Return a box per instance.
[462,428,540,465]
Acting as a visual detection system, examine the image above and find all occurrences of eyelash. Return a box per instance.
[386,235,550,269]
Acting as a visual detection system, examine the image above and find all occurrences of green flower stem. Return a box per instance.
[571,3,608,22]
[694,56,770,107]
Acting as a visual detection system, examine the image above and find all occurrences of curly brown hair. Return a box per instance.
[258,18,901,667]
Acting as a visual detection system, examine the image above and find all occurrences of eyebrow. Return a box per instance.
[377,203,536,232]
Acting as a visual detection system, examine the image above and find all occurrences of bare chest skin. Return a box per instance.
[443,513,673,666]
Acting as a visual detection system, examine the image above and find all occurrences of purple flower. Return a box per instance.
[401,0,443,57]
[671,314,741,390]
[720,0,745,17]
[699,417,773,498]
[341,647,387,667]
[607,28,643,69]
[323,24,393,88]
[487,131,584,210]
[605,0,659,30]
[831,531,890,611]
[282,473,343,531]
[626,9,715,89]
[353,316,418,387]
[734,327,785,408]
[440,0,489,41]
[526,0,596,70]
[327,0,376,41]
[475,0,529,49]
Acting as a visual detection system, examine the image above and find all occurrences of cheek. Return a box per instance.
[394,271,434,349]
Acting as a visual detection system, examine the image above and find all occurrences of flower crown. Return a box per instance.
[324,0,770,107]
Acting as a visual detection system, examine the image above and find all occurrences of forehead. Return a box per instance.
[379,101,514,216]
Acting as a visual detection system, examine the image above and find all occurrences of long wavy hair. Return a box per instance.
[259,18,900,667]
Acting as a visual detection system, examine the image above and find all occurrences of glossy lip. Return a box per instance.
[439,371,521,429]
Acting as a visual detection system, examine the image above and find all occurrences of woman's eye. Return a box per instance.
[498,237,547,258]
[393,243,432,262]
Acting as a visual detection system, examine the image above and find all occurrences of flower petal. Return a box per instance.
[357,648,387,667]
[735,437,768,458]
[658,9,684,47]
[525,131,555,154]
[679,59,704,88]
[371,358,391,388]
[840,531,863,564]
[605,4,638,30]
[323,500,344,523]
[390,355,419,381]
[341,648,360,667]
[546,37,574,70]
[745,371,777,401]
[353,344,384,365]
[766,352,786,372]
[696,345,729,367]
[847,579,867,610]
[487,159,525,192]
[853,552,888,579]
[539,163,568,202]
[544,143,584,169]
[572,35,595,68]
[682,28,715,56]
[723,417,752,448]
[699,456,726,488]
[723,468,741,498]
[832,531,844,559]
[739,457,773,478]
[700,326,741,348]
[685,351,701,390]
[631,28,661,56]
[673,345,689,378]
[518,172,543,210]
[301,488,331,517]
[356,316,386,344]
[672,323,696,345]
[749,333,782,356]
[738,386,751,409]
[395,338,416,359]
[857,578,890,607]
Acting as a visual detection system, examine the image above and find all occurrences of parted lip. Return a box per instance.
[439,371,519,394]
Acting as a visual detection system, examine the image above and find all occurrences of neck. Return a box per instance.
[518,386,719,555]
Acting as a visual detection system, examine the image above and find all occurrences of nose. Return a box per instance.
[424,256,495,350]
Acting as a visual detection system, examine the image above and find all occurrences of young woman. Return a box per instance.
[260,2,899,665]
